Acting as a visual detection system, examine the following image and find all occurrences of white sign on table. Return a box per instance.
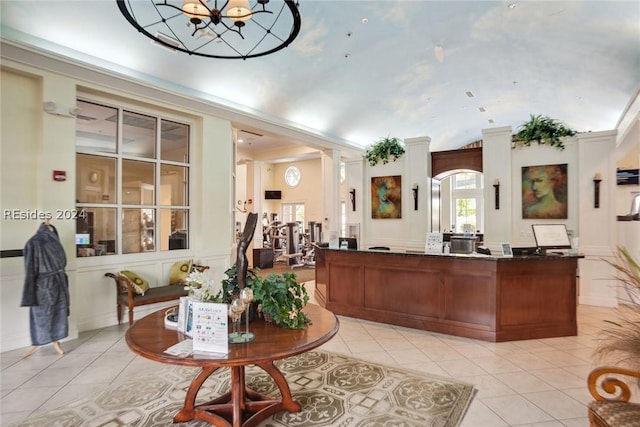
[190,301,229,356]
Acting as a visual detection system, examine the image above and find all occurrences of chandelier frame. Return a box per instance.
[116,0,301,60]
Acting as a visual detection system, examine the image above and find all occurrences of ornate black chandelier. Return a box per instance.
[116,0,301,59]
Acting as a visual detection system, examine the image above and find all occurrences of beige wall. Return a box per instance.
[0,59,235,351]
[271,159,324,225]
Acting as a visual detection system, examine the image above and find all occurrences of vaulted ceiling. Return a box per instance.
[1,1,638,162]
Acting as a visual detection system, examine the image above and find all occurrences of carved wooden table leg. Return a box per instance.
[173,362,301,427]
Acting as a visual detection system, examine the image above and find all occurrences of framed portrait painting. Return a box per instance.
[371,175,401,219]
[522,163,568,219]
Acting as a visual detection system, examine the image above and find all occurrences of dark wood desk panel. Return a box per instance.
[315,247,577,342]
[363,266,442,318]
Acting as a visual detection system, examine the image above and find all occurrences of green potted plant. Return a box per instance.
[220,264,263,321]
[512,114,577,151]
[220,264,262,303]
[364,136,405,166]
[594,246,640,370]
[251,271,311,329]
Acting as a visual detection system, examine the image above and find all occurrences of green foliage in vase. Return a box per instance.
[513,114,577,151]
[364,136,405,166]
[220,264,262,304]
[594,246,640,370]
[251,271,311,329]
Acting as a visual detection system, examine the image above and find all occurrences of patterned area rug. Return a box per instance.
[11,350,476,427]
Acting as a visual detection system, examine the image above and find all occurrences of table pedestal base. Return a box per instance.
[174,360,301,427]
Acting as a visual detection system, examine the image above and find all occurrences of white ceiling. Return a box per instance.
[1,1,639,162]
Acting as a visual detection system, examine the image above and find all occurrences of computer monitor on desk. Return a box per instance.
[531,224,572,255]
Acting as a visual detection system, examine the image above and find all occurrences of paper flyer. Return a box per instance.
[190,302,229,355]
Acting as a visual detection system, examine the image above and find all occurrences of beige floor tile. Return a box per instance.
[481,395,554,425]
[346,339,385,353]
[437,358,489,377]
[0,303,622,427]
[522,390,586,419]
[458,374,515,399]
[459,399,509,427]
[493,371,555,393]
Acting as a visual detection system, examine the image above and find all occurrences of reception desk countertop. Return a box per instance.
[323,247,581,261]
[315,247,579,342]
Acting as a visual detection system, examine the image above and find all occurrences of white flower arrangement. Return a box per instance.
[184,270,222,303]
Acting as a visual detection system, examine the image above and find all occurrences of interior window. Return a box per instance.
[75,99,191,256]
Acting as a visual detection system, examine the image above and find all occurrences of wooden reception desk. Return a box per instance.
[314,247,579,342]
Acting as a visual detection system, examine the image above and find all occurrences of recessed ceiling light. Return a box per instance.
[508,3,517,9]
[465,91,475,98]
[362,18,368,24]
[238,139,244,143]
[488,119,495,123]
[344,53,351,59]
[478,107,486,113]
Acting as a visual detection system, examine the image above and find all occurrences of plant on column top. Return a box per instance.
[364,136,405,166]
[512,114,577,151]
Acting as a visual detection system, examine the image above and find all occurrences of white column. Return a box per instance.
[405,136,431,251]
[321,149,341,242]
[577,130,618,306]
[345,158,364,243]
[481,126,513,252]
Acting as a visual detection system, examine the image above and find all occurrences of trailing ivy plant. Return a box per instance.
[513,114,577,151]
[364,136,405,166]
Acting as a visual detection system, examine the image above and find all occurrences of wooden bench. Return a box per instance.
[587,366,640,427]
[105,264,208,326]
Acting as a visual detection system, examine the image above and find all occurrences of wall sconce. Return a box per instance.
[594,173,602,208]
[493,179,500,210]
[348,188,356,211]
[236,199,252,213]
[412,184,419,210]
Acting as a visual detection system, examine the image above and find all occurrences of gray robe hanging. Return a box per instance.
[21,223,70,346]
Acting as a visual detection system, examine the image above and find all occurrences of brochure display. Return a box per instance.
[425,232,444,254]
[190,301,229,355]
[174,297,229,356]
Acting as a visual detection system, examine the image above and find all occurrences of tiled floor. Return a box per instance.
[0,281,621,426]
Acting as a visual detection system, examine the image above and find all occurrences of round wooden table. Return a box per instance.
[125,303,339,427]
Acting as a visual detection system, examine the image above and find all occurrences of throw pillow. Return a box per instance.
[169,260,193,285]
[119,270,150,295]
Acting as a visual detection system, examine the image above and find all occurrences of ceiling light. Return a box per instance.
[465,91,475,98]
[478,107,486,112]
[116,0,302,59]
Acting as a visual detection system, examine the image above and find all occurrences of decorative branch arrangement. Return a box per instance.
[512,114,577,151]
[364,136,405,166]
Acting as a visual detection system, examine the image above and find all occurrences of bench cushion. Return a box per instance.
[589,401,640,427]
[117,285,188,306]
[169,260,193,285]
[119,270,150,295]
